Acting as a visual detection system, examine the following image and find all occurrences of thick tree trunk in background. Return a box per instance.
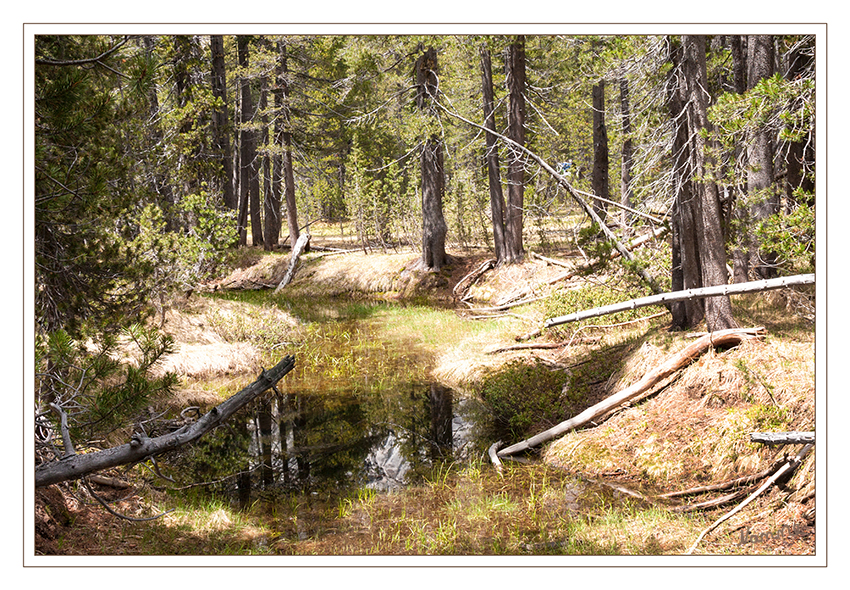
[747,35,778,279]
[236,37,255,246]
[278,41,300,251]
[730,35,751,284]
[260,73,279,251]
[210,35,237,211]
[480,44,508,264]
[237,36,263,248]
[668,42,704,329]
[681,35,737,331]
[591,80,609,222]
[504,37,527,263]
[415,47,448,271]
[619,78,634,225]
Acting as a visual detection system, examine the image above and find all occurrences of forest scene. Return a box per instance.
[30,30,819,560]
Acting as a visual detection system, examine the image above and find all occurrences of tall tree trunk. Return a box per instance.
[261,71,279,251]
[730,35,751,284]
[668,42,704,329]
[681,35,737,331]
[504,36,527,263]
[210,35,237,211]
[619,78,634,226]
[237,36,262,248]
[279,41,300,250]
[236,37,252,246]
[480,44,508,264]
[591,80,609,222]
[415,47,448,271]
[747,35,778,279]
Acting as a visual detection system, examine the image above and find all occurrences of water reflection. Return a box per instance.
[236,382,491,501]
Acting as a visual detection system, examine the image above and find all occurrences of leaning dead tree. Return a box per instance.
[432,97,663,294]
[545,274,814,328]
[275,232,310,292]
[496,327,765,458]
[35,355,296,488]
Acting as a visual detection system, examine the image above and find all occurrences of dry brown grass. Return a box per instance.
[544,327,815,493]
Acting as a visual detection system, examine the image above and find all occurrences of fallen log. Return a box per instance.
[274,233,311,293]
[685,443,814,554]
[454,258,496,298]
[497,327,766,458]
[660,462,781,499]
[484,337,601,354]
[544,274,814,328]
[35,355,296,488]
[750,431,815,446]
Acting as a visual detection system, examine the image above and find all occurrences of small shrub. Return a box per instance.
[476,361,570,438]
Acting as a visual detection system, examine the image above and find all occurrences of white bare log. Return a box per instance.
[544,274,814,328]
[35,355,296,488]
[497,328,765,457]
[275,233,311,292]
[750,431,815,446]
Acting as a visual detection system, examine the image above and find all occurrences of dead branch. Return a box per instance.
[497,328,766,457]
[660,462,781,499]
[432,96,663,294]
[484,337,601,354]
[685,443,814,554]
[35,355,296,488]
[488,441,504,476]
[454,258,496,298]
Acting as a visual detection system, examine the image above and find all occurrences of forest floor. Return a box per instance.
[35,231,817,557]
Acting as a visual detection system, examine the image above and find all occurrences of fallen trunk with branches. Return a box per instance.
[496,327,766,458]
[35,355,296,488]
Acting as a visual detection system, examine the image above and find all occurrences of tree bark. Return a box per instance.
[237,36,262,247]
[480,44,508,264]
[415,47,448,271]
[260,71,279,251]
[210,35,237,211]
[497,328,764,457]
[591,80,609,222]
[668,42,704,329]
[504,37,527,263]
[747,35,778,279]
[681,35,737,331]
[619,78,634,225]
[35,355,296,488]
[278,41,300,251]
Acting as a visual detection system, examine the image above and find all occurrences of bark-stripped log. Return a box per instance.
[545,274,814,328]
[497,328,765,457]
